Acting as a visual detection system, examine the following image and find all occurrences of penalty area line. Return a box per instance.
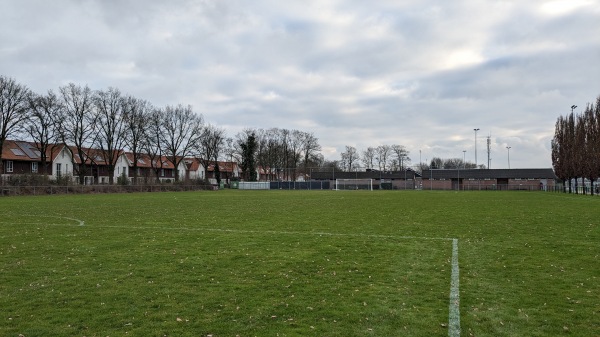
[4,218,460,335]
[59,223,456,241]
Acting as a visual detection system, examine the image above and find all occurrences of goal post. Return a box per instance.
[335,178,373,191]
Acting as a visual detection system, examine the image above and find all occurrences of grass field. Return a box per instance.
[0,190,598,336]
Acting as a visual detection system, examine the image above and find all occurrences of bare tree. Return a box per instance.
[123,96,152,184]
[428,156,476,170]
[255,128,279,181]
[444,158,463,169]
[551,116,566,192]
[341,145,359,171]
[0,75,31,175]
[94,87,127,184]
[582,103,599,195]
[376,145,391,171]
[565,112,577,193]
[574,112,587,194]
[303,153,324,172]
[430,157,444,169]
[300,131,321,177]
[26,90,62,175]
[161,104,203,182]
[279,128,291,179]
[197,123,226,184]
[143,108,166,183]
[58,83,98,184]
[552,98,600,194]
[392,144,410,170]
[223,137,236,183]
[286,130,304,180]
[362,147,376,170]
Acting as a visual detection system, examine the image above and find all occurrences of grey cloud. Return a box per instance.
[1,0,599,168]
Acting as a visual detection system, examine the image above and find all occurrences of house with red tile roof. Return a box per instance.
[121,152,180,183]
[1,140,71,181]
[3,139,238,185]
[205,161,240,184]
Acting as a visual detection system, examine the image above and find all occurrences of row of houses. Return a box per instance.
[2,139,558,190]
[1,140,240,184]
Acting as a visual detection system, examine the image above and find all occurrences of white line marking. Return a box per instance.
[448,238,460,337]
[40,223,456,241]
[19,215,85,226]
[3,219,460,333]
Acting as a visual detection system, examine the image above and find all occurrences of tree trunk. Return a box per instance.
[108,166,115,185]
[78,163,86,185]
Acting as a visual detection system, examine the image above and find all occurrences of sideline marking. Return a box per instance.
[448,238,461,337]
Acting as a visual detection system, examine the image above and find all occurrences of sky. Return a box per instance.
[1,0,599,169]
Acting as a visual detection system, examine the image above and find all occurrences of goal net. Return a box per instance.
[335,178,373,191]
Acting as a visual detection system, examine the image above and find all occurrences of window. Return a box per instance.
[56,163,62,177]
[6,161,13,173]
[31,162,38,173]
[161,169,165,177]
[123,166,127,175]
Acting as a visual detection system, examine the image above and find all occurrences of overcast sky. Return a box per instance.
[2,0,599,168]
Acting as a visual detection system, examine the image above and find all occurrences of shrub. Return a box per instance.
[117,172,130,186]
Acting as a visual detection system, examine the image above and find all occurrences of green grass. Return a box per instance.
[0,190,598,336]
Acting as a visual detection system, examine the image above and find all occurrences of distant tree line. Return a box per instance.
[0,75,326,184]
[552,95,600,194]
[241,127,322,181]
[337,144,411,172]
[336,145,480,172]
[427,157,478,170]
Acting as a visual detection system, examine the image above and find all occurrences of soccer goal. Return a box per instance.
[335,178,373,191]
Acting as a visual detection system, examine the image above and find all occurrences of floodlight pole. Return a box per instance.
[462,150,466,168]
[474,128,480,168]
[506,146,511,169]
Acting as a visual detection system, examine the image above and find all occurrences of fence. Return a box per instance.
[0,184,211,197]
[269,181,330,190]
[238,182,270,190]
[0,181,567,196]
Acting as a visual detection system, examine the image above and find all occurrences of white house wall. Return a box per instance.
[114,154,130,180]
[52,147,74,180]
